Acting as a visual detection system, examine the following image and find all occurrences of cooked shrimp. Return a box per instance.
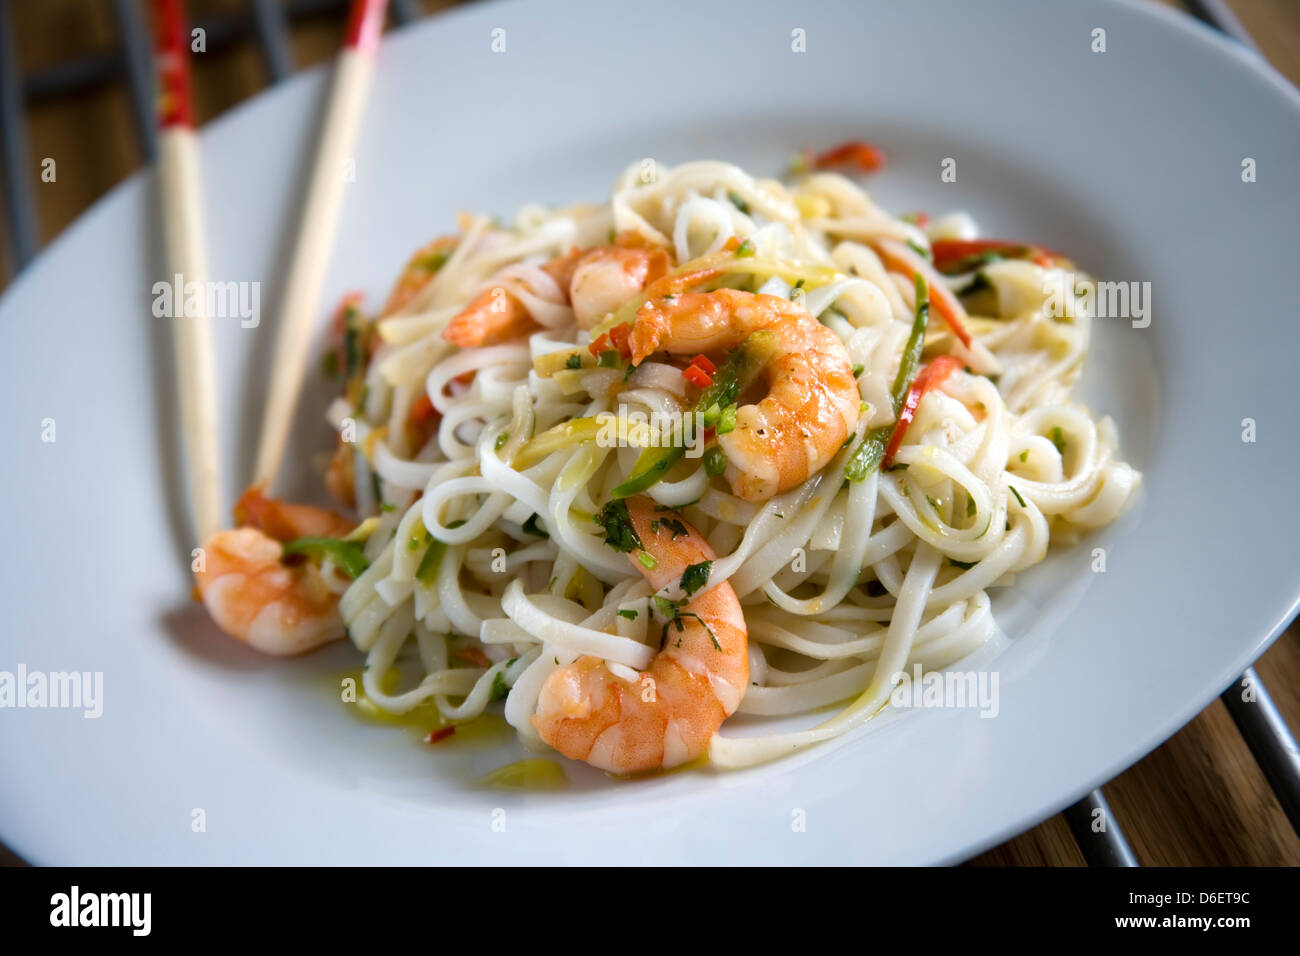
[569,245,671,328]
[442,285,535,348]
[629,289,860,501]
[533,497,748,773]
[194,488,355,656]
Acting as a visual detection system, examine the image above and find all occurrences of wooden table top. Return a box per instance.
[0,0,1296,866]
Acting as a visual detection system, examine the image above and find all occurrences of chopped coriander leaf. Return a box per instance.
[623,363,637,381]
[680,560,712,596]
[735,238,756,258]
[727,191,750,214]
[852,363,864,378]
[1009,485,1027,508]
[597,500,642,553]
[616,608,638,621]
[966,496,976,517]
[886,462,909,472]
[495,430,510,451]
[703,446,727,477]
[1050,426,1067,454]
[1019,449,1029,462]
[565,354,583,370]
[949,558,977,570]
[654,516,688,539]
[380,502,396,512]
[522,513,548,538]
[926,495,943,515]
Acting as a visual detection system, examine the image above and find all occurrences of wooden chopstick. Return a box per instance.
[153,0,221,543]
[252,0,389,493]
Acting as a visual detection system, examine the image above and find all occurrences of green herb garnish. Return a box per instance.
[680,560,712,596]
[597,500,643,553]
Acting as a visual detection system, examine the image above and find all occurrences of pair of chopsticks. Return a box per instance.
[154,0,389,544]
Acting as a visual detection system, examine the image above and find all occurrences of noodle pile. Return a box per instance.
[323,159,1139,769]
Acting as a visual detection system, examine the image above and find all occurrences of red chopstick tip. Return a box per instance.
[346,0,390,53]
[152,0,195,129]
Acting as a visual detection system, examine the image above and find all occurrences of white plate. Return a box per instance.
[2,0,1298,865]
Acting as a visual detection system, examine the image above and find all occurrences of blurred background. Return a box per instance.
[0,0,1297,866]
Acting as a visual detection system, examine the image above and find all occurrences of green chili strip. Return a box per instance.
[610,444,685,499]
[845,274,930,482]
[613,331,777,498]
[282,537,369,580]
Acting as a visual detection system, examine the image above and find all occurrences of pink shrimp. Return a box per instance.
[568,244,671,328]
[194,488,355,656]
[629,289,860,501]
[532,497,748,773]
[442,285,536,348]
